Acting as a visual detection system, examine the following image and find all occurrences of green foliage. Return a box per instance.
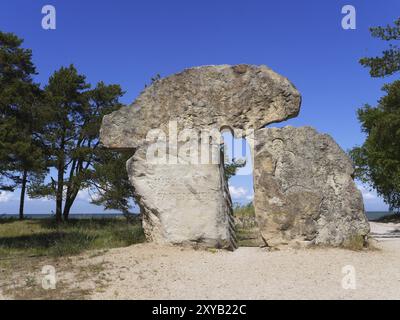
[0,32,135,220]
[88,150,135,215]
[28,65,125,221]
[0,31,47,217]
[360,18,400,77]
[233,201,255,218]
[0,31,35,85]
[224,158,246,181]
[351,18,400,211]
[350,81,400,211]
[233,202,262,247]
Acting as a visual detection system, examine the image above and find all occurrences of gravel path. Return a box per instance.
[88,222,400,300]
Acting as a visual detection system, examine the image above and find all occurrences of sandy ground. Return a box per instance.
[370,221,400,240]
[84,222,400,300]
[1,222,399,300]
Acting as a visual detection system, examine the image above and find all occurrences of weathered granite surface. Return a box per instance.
[100,64,301,248]
[254,126,370,247]
[100,64,370,249]
[127,145,237,249]
[100,64,301,148]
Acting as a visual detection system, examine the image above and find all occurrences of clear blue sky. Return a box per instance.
[1,0,399,213]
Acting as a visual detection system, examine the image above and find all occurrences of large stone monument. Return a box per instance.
[100,64,369,249]
[254,126,370,247]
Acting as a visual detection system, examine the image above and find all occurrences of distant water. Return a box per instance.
[0,213,136,219]
[365,211,392,221]
[0,212,392,221]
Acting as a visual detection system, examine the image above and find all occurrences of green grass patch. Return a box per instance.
[233,202,263,247]
[0,217,146,258]
[233,202,255,219]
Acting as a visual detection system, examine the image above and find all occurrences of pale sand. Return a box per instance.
[370,221,400,240]
[87,222,400,300]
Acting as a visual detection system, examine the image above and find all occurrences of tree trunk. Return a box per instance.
[56,161,64,223]
[63,160,77,221]
[19,169,28,220]
[63,199,71,221]
[63,188,79,221]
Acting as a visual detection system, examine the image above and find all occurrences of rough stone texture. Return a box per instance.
[100,64,301,149]
[254,126,370,247]
[128,146,237,249]
[100,64,301,249]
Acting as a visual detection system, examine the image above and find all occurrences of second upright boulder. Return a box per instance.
[254,126,370,247]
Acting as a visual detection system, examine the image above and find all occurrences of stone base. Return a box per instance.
[127,147,237,250]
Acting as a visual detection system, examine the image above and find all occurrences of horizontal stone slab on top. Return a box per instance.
[99,64,301,149]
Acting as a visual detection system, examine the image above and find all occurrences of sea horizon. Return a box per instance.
[0,211,395,221]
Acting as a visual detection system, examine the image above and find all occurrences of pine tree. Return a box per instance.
[0,31,46,219]
[88,150,135,216]
[360,17,400,77]
[28,65,125,221]
[351,18,400,212]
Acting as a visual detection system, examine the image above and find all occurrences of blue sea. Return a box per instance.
[0,213,138,219]
[0,211,394,221]
[364,211,393,221]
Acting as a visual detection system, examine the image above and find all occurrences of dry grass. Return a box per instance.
[0,217,145,258]
[0,217,146,299]
[233,203,263,247]
[340,235,366,251]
